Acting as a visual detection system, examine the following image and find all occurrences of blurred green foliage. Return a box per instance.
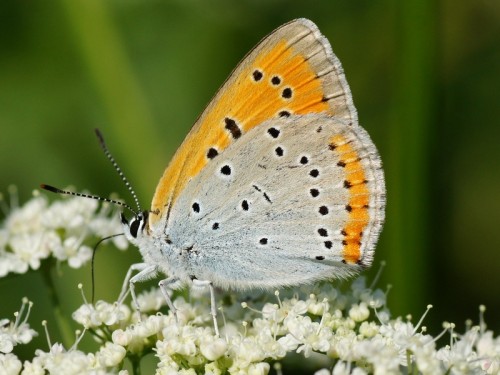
[1,0,499,370]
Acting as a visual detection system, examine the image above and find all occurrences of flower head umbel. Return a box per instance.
[1,192,500,374]
[0,186,127,277]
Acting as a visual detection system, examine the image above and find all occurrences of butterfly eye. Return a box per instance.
[130,219,140,238]
[129,211,148,238]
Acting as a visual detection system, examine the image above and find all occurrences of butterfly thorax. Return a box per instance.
[121,211,194,285]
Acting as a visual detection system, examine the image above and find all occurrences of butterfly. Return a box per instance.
[43,18,385,336]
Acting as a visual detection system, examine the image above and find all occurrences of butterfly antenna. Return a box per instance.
[94,128,142,213]
[40,184,137,216]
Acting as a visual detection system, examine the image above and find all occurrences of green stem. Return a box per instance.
[40,258,74,347]
[129,355,141,375]
[385,0,437,317]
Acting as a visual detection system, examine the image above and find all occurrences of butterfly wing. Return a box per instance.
[167,114,385,289]
[150,19,358,226]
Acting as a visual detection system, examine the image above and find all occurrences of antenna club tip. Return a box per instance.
[40,184,59,193]
[94,128,105,145]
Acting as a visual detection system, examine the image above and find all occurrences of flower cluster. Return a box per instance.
[13,340,128,375]
[0,186,127,277]
[1,191,500,374]
[8,278,500,375]
[4,281,500,374]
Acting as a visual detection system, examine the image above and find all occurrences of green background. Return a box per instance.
[1,0,500,370]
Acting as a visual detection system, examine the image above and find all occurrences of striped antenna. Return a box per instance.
[94,129,142,213]
[40,184,137,216]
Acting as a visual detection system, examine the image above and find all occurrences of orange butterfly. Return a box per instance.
[43,19,385,336]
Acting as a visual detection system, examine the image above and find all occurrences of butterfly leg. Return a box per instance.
[192,279,219,336]
[118,262,151,305]
[158,277,181,323]
[118,263,158,317]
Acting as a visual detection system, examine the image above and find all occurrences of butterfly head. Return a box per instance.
[121,210,150,243]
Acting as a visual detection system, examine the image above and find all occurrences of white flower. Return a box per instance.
[112,314,171,354]
[353,337,401,373]
[0,299,37,354]
[136,287,166,313]
[437,328,481,372]
[229,335,267,368]
[247,362,270,375]
[174,297,211,327]
[0,353,22,375]
[50,235,92,268]
[21,357,46,375]
[261,303,282,322]
[111,329,133,347]
[329,328,358,360]
[279,315,332,357]
[0,332,15,354]
[89,214,128,250]
[359,321,379,338]
[72,301,131,329]
[199,337,227,361]
[32,343,93,375]
[7,232,51,271]
[134,314,169,339]
[306,294,330,316]
[204,361,223,375]
[349,302,370,322]
[42,196,98,230]
[20,358,45,375]
[253,328,286,359]
[412,341,441,374]
[476,330,500,373]
[4,195,46,235]
[96,342,126,367]
[159,325,199,357]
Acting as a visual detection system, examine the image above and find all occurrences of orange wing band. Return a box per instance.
[330,134,370,264]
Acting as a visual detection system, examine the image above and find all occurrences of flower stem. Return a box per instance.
[40,258,74,347]
[129,355,141,375]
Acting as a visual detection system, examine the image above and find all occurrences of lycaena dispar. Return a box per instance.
[42,19,385,336]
